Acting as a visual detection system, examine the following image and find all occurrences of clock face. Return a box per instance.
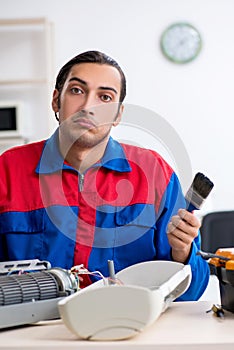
[160,23,202,63]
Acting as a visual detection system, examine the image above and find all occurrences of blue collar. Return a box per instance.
[36,128,132,174]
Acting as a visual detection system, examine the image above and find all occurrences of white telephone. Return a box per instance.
[58,260,191,341]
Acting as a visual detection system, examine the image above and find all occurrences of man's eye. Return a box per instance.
[71,87,83,94]
[101,95,112,102]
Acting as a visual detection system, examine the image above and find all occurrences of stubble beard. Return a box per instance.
[59,107,119,152]
[72,126,111,149]
[61,121,113,151]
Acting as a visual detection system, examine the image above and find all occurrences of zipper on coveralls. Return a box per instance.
[79,173,85,191]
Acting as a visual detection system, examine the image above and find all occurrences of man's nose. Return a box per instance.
[81,93,96,115]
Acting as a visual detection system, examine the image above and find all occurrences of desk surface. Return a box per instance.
[0,301,234,350]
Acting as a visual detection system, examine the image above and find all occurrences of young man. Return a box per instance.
[0,51,209,300]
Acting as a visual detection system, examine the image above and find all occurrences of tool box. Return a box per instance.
[209,248,234,313]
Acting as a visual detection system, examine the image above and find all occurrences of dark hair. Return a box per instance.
[55,50,126,104]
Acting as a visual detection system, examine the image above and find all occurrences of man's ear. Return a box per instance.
[52,89,59,112]
[113,104,124,127]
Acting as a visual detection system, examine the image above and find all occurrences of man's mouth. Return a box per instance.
[72,116,97,129]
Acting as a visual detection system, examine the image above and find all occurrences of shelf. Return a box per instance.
[0,79,48,85]
[0,18,48,26]
[0,17,55,143]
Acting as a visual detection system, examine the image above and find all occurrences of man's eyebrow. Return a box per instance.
[99,86,118,95]
[68,77,87,85]
[68,77,118,95]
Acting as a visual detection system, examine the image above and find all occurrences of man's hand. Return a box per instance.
[167,209,201,263]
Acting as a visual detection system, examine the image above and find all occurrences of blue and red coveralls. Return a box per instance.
[0,130,209,300]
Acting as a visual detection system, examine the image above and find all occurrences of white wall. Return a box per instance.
[1,0,234,212]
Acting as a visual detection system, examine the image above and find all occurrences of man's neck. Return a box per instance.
[59,137,109,174]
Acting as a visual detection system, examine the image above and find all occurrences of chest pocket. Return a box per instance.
[0,210,45,234]
[111,204,157,271]
[114,204,156,246]
[0,210,45,261]
[0,207,77,267]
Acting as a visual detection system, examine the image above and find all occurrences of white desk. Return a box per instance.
[0,301,233,350]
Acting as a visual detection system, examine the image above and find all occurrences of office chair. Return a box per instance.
[200,211,234,253]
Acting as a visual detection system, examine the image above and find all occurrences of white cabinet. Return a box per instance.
[0,18,56,151]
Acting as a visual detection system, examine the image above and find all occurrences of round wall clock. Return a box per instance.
[160,22,202,64]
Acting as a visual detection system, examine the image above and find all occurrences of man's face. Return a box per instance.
[52,63,123,149]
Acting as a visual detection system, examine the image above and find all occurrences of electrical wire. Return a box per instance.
[70,264,124,286]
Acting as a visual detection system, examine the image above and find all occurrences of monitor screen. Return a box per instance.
[0,107,17,131]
